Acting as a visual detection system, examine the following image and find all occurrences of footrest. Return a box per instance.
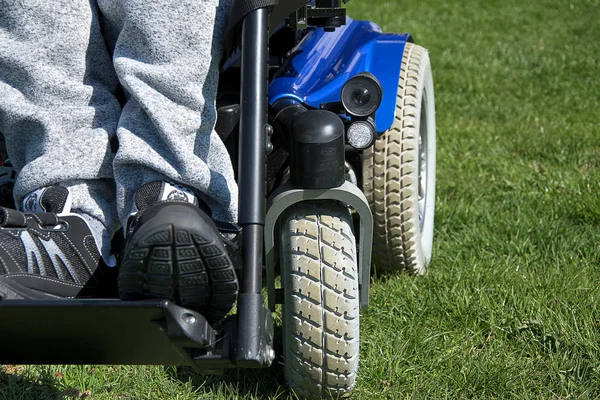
[0,299,229,366]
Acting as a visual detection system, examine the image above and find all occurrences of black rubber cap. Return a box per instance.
[290,110,345,189]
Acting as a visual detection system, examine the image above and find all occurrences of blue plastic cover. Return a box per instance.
[268,18,411,133]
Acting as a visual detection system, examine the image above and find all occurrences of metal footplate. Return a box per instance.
[0,299,273,371]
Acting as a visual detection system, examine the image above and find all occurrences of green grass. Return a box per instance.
[2,0,600,398]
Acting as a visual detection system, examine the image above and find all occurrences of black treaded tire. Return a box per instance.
[280,201,359,399]
[362,43,436,274]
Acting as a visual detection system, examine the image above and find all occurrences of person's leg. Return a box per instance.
[0,0,121,298]
[97,0,238,319]
[0,0,120,233]
[99,0,237,225]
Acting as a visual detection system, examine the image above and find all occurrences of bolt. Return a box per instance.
[265,124,274,136]
[182,313,196,324]
[266,142,274,154]
[268,348,276,362]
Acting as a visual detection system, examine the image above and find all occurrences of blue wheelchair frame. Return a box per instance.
[269,17,412,133]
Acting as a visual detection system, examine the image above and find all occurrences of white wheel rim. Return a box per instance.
[419,65,436,265]
[418,92,428,231]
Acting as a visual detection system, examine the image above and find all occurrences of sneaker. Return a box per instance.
[0,186,117,300]
[119,182,239,322]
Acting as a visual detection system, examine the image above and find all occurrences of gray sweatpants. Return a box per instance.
[0,0,237,234]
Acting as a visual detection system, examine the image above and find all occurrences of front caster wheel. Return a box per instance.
[362,42,437,274]
[280,201,359,399]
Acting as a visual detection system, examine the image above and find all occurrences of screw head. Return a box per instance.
[182,313,197,324]
[265,124,274,136]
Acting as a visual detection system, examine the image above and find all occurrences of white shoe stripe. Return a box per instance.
[21,231,45,275]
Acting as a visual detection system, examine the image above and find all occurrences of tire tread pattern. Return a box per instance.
[362,43,429,274]
[281,202,359,399]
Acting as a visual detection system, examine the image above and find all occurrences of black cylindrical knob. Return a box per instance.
[290,110,345,189]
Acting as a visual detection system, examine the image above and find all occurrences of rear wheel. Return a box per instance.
[280,201,359,399]
[362,43,436,274]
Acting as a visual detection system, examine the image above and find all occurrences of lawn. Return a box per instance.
[2,0,600,398]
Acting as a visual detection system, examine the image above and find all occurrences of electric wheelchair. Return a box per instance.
[0,0,436,397]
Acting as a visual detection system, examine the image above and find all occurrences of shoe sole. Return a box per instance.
[119,203,238,322]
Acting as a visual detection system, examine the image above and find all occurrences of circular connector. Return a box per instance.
[341,72,383,117]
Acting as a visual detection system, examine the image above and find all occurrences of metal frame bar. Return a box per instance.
[235,7,274,367]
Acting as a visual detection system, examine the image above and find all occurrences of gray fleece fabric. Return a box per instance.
[0,0,238,237]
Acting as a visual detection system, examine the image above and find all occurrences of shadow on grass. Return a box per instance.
[169,325,293,399]
[172,363,289,400]
[0,366,61,400]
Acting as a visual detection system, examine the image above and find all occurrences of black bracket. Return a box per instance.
[288,4,346,31]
